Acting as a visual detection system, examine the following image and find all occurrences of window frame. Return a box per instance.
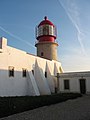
[22,68,27,77]
[45,71,47,78]
[64,79,70,90]
[41,52,44,56]
[32,70,34,75]
[9,66,14,77]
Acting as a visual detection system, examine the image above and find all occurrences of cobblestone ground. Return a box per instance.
[0,95,90,120]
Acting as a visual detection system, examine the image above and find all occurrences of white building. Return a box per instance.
[58,71,90,94]
[0,37,63,96]
[0,17,90,96]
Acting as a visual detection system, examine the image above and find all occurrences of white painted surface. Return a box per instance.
[35,59,51,95]
[0,37,62,96]
[27,70,40,96]
[59,72,90,94]
[46,61,55,93]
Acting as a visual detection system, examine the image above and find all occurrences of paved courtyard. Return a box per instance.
[0,95,90,120]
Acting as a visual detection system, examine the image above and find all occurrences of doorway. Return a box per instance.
[79,79,86,94]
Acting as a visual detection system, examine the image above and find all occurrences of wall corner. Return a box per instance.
[0,37,7,49]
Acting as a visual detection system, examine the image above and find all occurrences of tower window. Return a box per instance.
[9,66,14,77]
[41,52,44,56]
[45,71,47,78]
[64,80,70,90]
[22,68,27,77]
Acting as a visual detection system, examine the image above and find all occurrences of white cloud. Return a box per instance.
[58,0,86,55]
[57,0,90,72]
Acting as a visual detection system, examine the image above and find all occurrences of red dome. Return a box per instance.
[38,16,54,27]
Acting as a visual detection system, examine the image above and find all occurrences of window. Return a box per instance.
[36,25,57,37]
[41,52,44,56]
[43,25,49,35]
[22,69,27,77]
[45,71,47,78]
[9,66,14,77]
[64,80,70,90]
[32,70,34,75]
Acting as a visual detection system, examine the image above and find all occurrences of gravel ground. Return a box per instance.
[0,95,90,120]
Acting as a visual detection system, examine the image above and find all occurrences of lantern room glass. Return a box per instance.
[36,24,57,38]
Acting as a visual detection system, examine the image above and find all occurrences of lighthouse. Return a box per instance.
[35,16,58,60]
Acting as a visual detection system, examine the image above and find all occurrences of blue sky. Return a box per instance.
[0,0,90,72]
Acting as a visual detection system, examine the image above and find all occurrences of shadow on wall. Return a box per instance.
[0,67,58,96]
[34,60,51,95]
[0,69,35,96]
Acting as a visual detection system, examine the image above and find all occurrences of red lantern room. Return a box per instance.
[36,16,57,42]
[35,16,58,60]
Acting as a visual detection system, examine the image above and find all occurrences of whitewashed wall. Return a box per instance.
[59,72,90,94]
[59,77,80,93]
[85,77,90,94]
[0,37,62,96]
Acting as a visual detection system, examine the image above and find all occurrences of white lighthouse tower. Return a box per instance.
[35,16,58,60]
